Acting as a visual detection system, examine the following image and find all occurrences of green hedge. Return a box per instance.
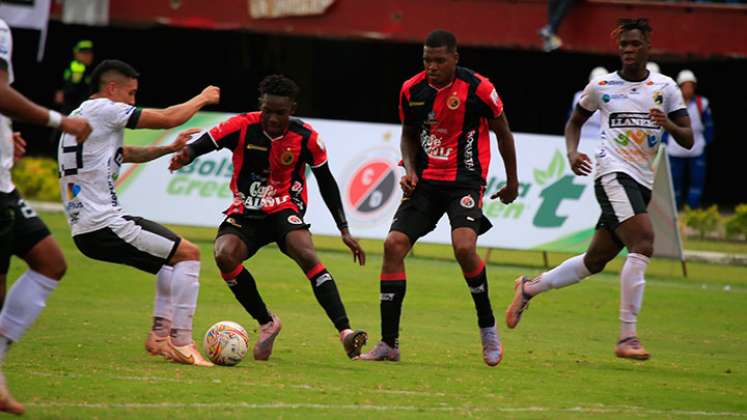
[11,157,60,202]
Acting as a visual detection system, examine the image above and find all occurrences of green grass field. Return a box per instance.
[5,212,747,418]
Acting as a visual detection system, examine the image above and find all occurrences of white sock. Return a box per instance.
[154,265,174,320]
[0,270,58,344]
[619,253,649,339]
[525,254,591,296]
[170,260,200,346]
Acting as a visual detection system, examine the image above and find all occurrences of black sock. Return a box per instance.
[222,265,272,325]
[306,264,350,332]
[380,273,406,348]
[464,262,495,329]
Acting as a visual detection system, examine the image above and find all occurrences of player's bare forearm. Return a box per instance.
[400,125,419,174]
[490,114,518,184]
[667,115,694,150]
[564,109,589,157]
[123,145,176,163]
[137,86,220,129]
[0,84,52,125]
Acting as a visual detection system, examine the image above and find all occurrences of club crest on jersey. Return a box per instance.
[287,215,303,225]
[280,149,295,166]
[460,195,475,209]
[447,92,461,110]
[653,91,664,105]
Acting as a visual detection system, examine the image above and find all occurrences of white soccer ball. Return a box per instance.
[203,321,250,366]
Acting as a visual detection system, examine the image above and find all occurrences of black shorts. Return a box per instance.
[389,183,492,244]
[73,215,182,275]
[595,172,652,233]
[0,190,51,274]
[216,209,310,258]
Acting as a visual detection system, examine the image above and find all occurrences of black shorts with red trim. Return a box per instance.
[217,209,310,258]
[0,190,51,274]
[389,182,492,244]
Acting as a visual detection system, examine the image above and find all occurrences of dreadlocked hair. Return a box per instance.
[259,74,300,101]
[611,18,652,40]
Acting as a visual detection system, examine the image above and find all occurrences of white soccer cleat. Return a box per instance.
[163,341,214,367]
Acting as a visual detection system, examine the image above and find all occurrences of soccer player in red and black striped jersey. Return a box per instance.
[169,75,368,360]
[359,30,519,366]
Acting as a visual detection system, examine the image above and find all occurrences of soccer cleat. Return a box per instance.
[340,329,368,359]
[480,325,504,367]
[145,332,171,357]
[253,313,282,361]
[358,341,400,362]
[539,26,562,52]
[163,341,214,367]
[505,275,533,329]
[615,336,651,360]
[0,371,25,415]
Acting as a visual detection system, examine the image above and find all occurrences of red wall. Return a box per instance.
[91,0,747,57]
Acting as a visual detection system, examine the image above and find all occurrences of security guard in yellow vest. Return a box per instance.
[54,40,94,114]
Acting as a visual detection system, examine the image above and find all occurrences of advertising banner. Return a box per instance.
[117,112,681,258]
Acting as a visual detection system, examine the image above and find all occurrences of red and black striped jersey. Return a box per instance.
[399,66,504,188]
[207,112,327,217]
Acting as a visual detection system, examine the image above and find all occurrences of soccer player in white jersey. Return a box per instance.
[58,59,219,367]
[506,18,693,360]
[0,17,92,415]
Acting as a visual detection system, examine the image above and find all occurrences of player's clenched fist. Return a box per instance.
[201,86,220,105]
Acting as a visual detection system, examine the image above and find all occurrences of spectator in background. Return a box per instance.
[666,70,714,209]
[54,40,94,115]
[539,0,576,52]
[571,66,608,140]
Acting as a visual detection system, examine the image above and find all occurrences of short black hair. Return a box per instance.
[425,29,457,52]
[259,74,300,101]
[90,59,139,93]
[612,18,653,40]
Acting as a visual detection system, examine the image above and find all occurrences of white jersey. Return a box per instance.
[58,98,140,235]
[0,18,14,85]
[0,18,14,193]
[572,90,602,140]
[579,71,687,189]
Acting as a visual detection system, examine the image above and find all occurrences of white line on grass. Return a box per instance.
[24,401,747,416]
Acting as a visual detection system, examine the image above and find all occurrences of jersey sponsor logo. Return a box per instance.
[66,183,81,200]
[598,80,624,86]
[244,181,290,209]
[409,101,425,107]
[609,112,658,129]
[280,149,295,166]
[287,214,303,225]
[290,181,303,193]
[460,195,475,209]
[447,92,461,110]
[420,132,452,160]
[246,144,268,151]
[653,91,664,105]
[490,88,500,107]
[344,146,400,226]
[463,129,476,172]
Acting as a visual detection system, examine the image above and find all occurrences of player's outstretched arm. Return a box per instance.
[123,128,201,164]
[312,163,366,266]
[0,84,92,142]
[136,86,220,130]
[489,113,519,204]
[565,105,593,176]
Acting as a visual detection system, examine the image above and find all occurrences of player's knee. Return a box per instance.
[583,254,607,274]
[31,255,67,280]
[384,233,409,260]
[213,248,239,273]
[452,241,476,264]
[180,240,201,261]
[290,245,318,267]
